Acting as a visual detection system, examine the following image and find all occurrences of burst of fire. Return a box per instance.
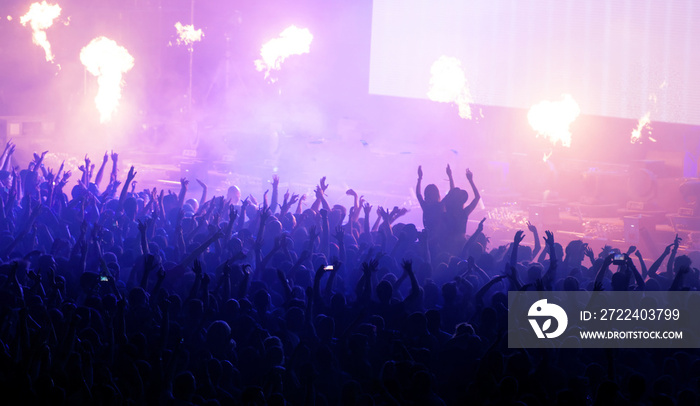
[80,37,135,123]
[19,1,62,62]
[254,25,313,80]
[427,56,473,120]
[174,22,203,47]
[631,112,652,144]
[527,94,580,148]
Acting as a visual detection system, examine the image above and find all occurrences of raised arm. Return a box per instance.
[647,243,673,278]
[295,194,306,215]
[0,141,15,172]
[320,209,330,258]
[463,168,481,215]
[178,228,224,269]
[196,179,208,209]
[460,217,485,258]
[594,254,614,288]
[542,230,557,288]
[109,151,118,183]
[625,254,645,290]
[527,221,541,260]
[269,174,280,213]
[510,230,526,268]
[666,234,681,275]
[402,259,420,303]
[94,151,109,189]
[118,166,137,211]
[178,178,189,209]
[446,164,455,191]
[634,249,648,279]
[415,166,425,206]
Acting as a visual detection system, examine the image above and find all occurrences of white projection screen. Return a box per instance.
[369,0,700,125]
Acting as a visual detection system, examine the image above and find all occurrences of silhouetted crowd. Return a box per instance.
[0,145,697,405]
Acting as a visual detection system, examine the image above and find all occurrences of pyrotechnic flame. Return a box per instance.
[631,112,651,144]
[174,22,203,47]
[19,1,61,62]
[254,25,313,80]
[527,94,580,147]
[427,56,473,120]
[80,37,135,123]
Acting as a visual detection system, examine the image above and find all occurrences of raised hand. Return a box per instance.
[127,166,137,181]
[314,185,324,201]
[543,230,555,247]
[514,230,526,245]
[271,174,279,188]
[401,259,413,273]
[193,258,203,275]
[247,194,258,206]
[288,193,299,205]
[476,217,486,234]
[333,225,344,242]
[320,176,329,192]
[229,206,238,223]
[363,202,372,217]
[526,221,537,234]
[417,165,423,180]
[362,259,379,274]
[466,168,474,182]
[137,219,148,233]
[446,164,452,178]
[259,206,271,224]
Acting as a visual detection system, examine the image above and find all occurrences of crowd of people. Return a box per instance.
[0,143,697,405]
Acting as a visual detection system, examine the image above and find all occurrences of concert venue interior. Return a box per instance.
[2,0,700,250]
[1,0,700,404]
